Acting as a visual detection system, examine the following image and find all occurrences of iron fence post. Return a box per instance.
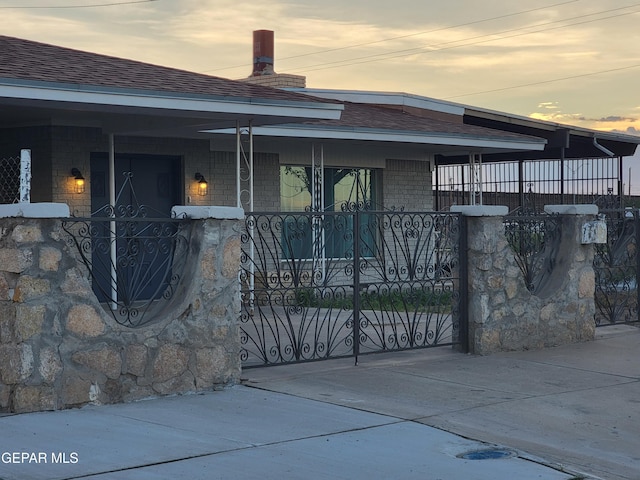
[353,209,361,365]
[458,214,469,353]
[636,210,640,324]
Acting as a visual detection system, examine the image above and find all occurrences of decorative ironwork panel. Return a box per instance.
[63,216,193,327]
[594,208,639,326]
[504,210,562,295]
[240,210,463,367]
[356,212,461,354]
[62,172,193,327]
[240,212,357,365]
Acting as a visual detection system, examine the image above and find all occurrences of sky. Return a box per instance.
[2,0,640,188]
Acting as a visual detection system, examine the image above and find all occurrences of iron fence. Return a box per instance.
[435,157,620,212]
[593,207,639,326]
[240,209,466,367]
[503,210,562,295]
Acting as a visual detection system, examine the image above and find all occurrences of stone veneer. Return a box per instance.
[453,206,597,354]
[0,204,242,413]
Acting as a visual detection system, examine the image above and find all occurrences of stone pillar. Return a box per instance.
[452,205,597,355]
[0,203,243,413]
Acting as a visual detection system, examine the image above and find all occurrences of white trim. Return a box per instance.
[0,83,343,120]
[0,202,70,218]
[208,125,546,151]
[287,88,465,116]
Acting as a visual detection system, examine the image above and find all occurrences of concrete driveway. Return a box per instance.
[244,324,640,480]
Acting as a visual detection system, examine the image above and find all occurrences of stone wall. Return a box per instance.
[454,206,596,354]
[0,206,242,413]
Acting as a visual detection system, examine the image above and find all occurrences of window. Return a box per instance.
[280,166,378,259]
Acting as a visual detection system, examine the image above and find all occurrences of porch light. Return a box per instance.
[71,168,85,194]
[195,172,208,196]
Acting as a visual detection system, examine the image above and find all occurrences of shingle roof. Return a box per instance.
[302,102,545,143]
[0,35,333,104]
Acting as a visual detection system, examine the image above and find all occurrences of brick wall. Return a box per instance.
[240,73,306,88]
[383,159,433,211]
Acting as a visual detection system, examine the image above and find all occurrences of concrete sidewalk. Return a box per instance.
[0,325,637,480]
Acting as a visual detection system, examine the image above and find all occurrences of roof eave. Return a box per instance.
[465,106,640,145]
[0,78,344,121]
[206,124,547,152]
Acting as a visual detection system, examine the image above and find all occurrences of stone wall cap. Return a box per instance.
[544,204,598,215]
[0,202,70,218]
[450,205,509,217]
[172,206,245,220]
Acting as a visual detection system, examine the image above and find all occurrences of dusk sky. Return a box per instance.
[3,0,640,188]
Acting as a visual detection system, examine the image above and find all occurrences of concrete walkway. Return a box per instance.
[0,325,637,479]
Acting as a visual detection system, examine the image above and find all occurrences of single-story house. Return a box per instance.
[2,35,640,408]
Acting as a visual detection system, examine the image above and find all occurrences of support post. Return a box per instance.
[19,149,31,203]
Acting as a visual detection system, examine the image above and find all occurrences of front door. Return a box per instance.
[90,153,181,304]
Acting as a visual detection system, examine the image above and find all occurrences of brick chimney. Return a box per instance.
[240,30,306,88]
[252,30,275,76]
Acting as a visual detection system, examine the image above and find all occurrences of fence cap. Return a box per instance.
[172,206,245,220]
[450,205,509,217]
[544,205,598,215]
[0,202,70,218]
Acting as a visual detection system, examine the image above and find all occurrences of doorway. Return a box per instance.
[89,153,182,304]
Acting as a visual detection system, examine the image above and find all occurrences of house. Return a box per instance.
[1,34,639,408]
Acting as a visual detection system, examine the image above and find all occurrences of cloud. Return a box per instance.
[592,116,637,123]
[537,101,560,110]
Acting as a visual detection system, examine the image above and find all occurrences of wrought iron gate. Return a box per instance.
[594,207,640,326]
[239,209,466,367]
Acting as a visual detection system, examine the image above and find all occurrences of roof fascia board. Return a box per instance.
[466,106,640,144]
[208,125,546,151]
[0,80,343,120]
[287,88,464,116]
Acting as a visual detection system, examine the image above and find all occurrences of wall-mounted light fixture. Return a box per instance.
[195,172,208,196]
[71,168,85,194]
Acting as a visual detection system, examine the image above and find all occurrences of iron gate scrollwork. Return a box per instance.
[503,209,562,295]
[240,209,465,367]
[62,173,193,328]
[593,206,639,326]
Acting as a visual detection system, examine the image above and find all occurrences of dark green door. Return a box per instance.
[90,153,181,304]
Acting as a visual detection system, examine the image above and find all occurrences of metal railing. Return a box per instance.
[435,157,620,212]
